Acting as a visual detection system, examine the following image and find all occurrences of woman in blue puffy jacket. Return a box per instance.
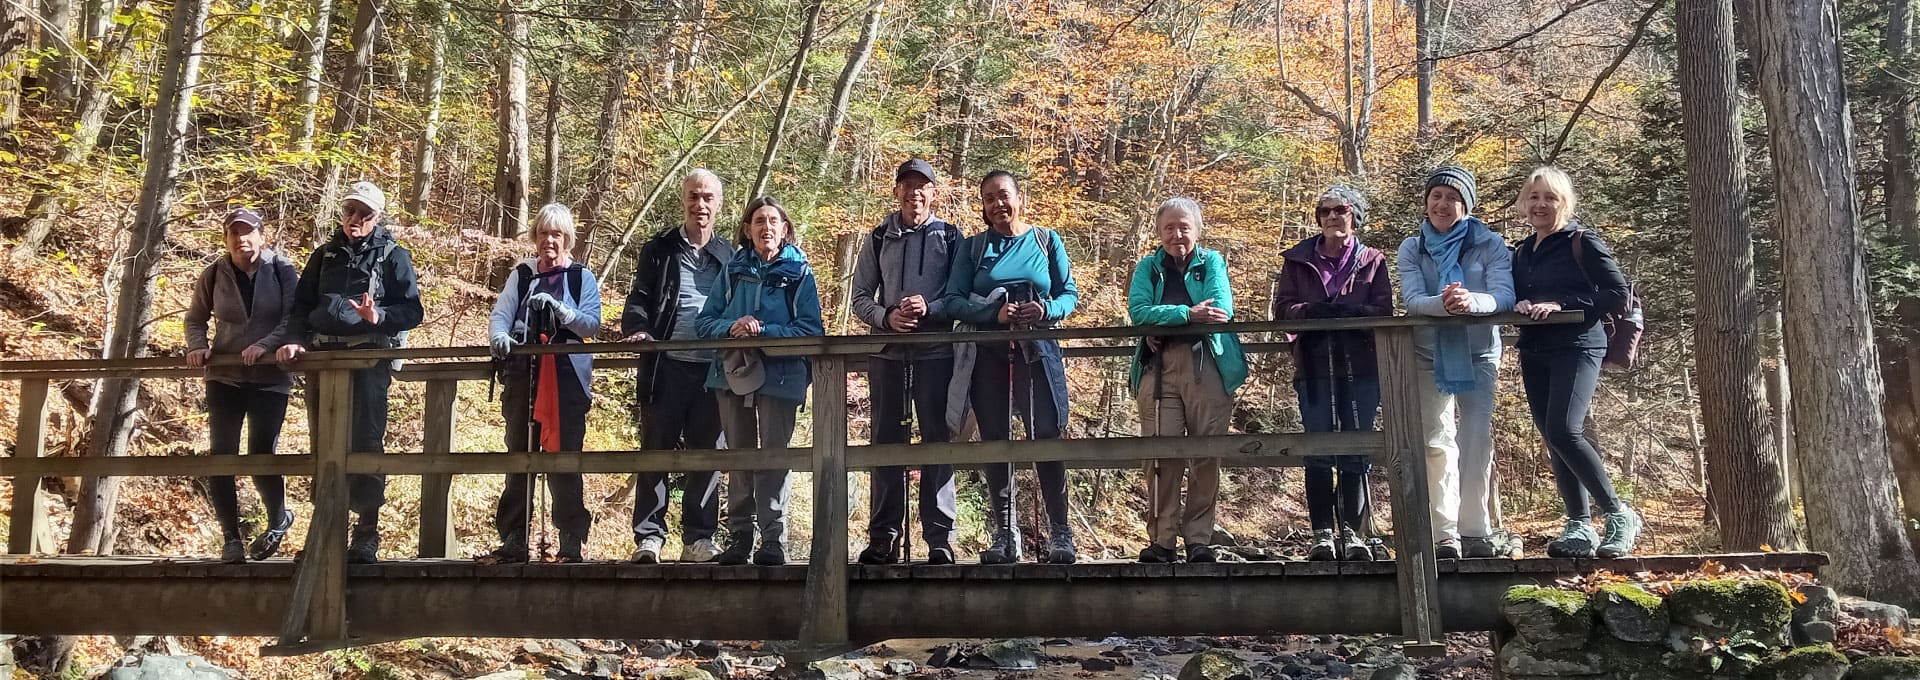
[696,196,825,566]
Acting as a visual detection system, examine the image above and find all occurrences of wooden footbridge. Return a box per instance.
[0,314,1826,657]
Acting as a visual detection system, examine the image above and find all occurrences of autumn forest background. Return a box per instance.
[3,0,1920,674]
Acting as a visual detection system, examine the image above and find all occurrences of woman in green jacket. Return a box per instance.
[1127,197,1248,563]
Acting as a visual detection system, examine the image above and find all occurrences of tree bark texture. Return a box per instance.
[68,0,206,556]
[574,0,637,263]
[406,0,446,218]
[1674,0,1799,550]
[542,77,561,206]
[0,0,27,133]
[1748,0,1920,606]
[1881,0,1920,552]
[494,0,531,238]
[41,0,76,103]
[290,0,337,153]
[819,0,883,173]
[310,0,382,241]
[12,9,139,262]
[748,0,823,200]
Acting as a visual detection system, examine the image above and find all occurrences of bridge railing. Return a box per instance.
[0,312,1582,654]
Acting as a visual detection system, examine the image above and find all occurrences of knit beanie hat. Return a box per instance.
[1425,165,1478,214]
[1318,185,1368,227]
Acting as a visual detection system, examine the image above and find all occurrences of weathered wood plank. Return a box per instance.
[416,380,459,559]
[1,454,317,479]
[847,432,1380,468]
[285,369,351,643]
[1375,326,1443,647]
[800,355,851,647]
[7,379,51,554]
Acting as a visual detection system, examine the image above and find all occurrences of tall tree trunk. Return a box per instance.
[1415,0,1431,134]
[494,0,531,238]
[0,0,24,133]
[80,0,114,48]
[41,0,76,103]
[12,8,139,262]
[574,0,637,263]
[949,57,977,182]
[406,0,445,218]
[290,0,337,153]
[748,0,823,200]
[1749,0,1920,606]
[1881,0,1920,551]
[542,77,560,206]
[67,0,206,556]
[818,0,883,174]
[311,0,382,242]
[1674,0,1799,550]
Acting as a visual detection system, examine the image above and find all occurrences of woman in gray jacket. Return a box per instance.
[185,208,300,564]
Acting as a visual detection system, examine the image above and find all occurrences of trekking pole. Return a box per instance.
[900,347,915,564]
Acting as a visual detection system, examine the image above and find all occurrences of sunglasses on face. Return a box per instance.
[1315,205,1353,218]
[344,205,374,220]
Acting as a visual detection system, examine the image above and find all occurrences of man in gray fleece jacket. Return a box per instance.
[849,158,963,565]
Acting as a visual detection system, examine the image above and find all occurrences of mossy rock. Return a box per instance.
[1594,582,1671,643]
[1752,645,1851,680]
[1845,656,1920,680]
[1496,640,1612,676]
[1177,649,1251,680]
[1597,635,1684,680]
[1668,579,1795,647]
[1503,585,1596,651]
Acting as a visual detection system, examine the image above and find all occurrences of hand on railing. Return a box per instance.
[1188,299,1229,324]
[276,344,306,364]
[1516,300,1562,320]
[620,331,654,342]
[186,349,211,367]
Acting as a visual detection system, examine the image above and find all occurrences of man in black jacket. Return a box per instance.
[619,168,735,564]
[276,181,425,564]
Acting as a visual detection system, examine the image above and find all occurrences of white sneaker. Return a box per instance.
[631,536,664,564]
[682,538,720,563]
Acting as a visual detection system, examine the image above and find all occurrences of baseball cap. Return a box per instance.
[895,159,937,185]
[224,207,264,230]
[343,181,387,214]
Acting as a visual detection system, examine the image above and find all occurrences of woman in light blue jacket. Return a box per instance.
[1126,198,1246,564]
[696,196,825,567]
[486,203,603,563]
[1395,166,1518,560]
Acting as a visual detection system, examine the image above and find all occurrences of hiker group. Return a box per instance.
[185,160,1643,568]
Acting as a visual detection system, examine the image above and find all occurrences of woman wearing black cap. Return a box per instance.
[184,208,302,563]
[1512,166,1640,558]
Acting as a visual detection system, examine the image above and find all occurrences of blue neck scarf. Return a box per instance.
[1422,217,1479,394]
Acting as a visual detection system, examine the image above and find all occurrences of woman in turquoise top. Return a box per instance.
[1126,198,1246,563]
[941,170,1081,564]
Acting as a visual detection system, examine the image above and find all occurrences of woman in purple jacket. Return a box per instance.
[1271,187,1395,561]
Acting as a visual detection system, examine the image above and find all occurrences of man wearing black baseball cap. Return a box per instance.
[847,158,963,565]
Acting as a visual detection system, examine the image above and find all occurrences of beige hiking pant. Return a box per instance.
[1136,342,1232,550]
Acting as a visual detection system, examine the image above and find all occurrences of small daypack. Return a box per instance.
[1569,229,1644,371]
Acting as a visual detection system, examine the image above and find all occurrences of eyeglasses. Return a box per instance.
[1315,205,1352,217]
[344,205,374,220]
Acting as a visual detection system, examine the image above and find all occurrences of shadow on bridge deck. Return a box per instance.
[0,552,1825,643]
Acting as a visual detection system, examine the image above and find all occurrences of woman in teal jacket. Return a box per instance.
[1127,197,1247,563]
[696,196,824,566]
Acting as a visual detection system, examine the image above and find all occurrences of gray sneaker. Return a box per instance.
[1597,507,1643,558]
[980,527,1022,564]
[1339,528,1371,561]
[1044,526,1078,564]
[1547,519,1599,558]
[1461,536,1497,558]
[630,536,664,564]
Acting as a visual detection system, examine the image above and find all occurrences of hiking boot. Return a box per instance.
[558,533,585,563]
[925,544,956,566]
[1186,545,1217,563]
[980,528,1021,565]
[1461,535,1497,559]
[1043,526,1078,564]
[752,542,787,566]
[249,509,294,561]
[1547,519,1599,558]
[346,523,380,564]
[1597,507,1643,558]
[221,538,246,564]
[482,543,530,564]
[1368,538,1392,562]
[630,536,664,564]
[716,534,753,566]
[858,541,898,565]
[1436,538,1461,560]
[1339,528,1370,561]
[682,538,720,563]
[1139,544,1178,563]
[1306,529,1338,561]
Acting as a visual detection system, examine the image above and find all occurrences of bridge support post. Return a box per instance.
[6,378,52,555]
[1375,327,1445,654]
[417,378,458,558]
[800,354,850,651]
[278,368,352,647]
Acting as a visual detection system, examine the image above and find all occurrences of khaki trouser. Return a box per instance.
[1136,341,1232,550]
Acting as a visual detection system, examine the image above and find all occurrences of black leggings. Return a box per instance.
[1519,346,1621,521]
[971,342,1071,533]
[206,381,290,540]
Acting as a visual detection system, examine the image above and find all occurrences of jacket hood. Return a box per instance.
[876,212,951,240]
[1283,234,1379,265]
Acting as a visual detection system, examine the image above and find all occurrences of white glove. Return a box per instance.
[527,292,576,325]
[490,332,516,359]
